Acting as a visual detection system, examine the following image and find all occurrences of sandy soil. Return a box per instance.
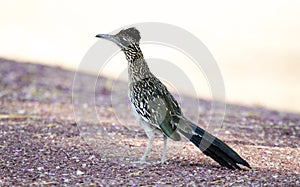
[0,58,299,186]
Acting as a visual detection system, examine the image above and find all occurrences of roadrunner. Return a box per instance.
[96,27,251,169]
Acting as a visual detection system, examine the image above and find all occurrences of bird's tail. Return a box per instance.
[176,117,251,169]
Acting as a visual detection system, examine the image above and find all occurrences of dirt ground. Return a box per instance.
[0,58,299,186]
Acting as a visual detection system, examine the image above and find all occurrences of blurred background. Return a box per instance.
[1,0,300,113]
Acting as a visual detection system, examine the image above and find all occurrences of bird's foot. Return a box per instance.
[131,158,151,165]
[160,156,167,164]
[159,158,169,165]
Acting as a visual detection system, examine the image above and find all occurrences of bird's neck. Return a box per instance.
[123,44,152,82]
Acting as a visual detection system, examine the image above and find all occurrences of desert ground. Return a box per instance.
[0,58,299,186]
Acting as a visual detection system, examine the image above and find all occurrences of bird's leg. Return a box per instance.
[161,135,168,163]
[138,121,155,163]
[140,129,154,163]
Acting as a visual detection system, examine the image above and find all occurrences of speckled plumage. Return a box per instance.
[129,75,182,141]
[96,27,251,169]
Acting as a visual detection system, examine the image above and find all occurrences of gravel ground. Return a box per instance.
[0,58,299,186]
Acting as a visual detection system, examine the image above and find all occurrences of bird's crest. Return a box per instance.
[116,27,141,44]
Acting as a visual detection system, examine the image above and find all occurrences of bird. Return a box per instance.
[96,27,251,169]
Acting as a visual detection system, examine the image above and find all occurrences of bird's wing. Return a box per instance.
[129,77,182,141]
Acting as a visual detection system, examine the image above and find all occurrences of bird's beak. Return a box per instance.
[95,34,112,39]
[95,34,126,49]
[95,34,116,43]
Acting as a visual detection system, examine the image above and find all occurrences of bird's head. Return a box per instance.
[96,27,141,50]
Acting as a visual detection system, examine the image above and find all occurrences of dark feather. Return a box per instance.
[178,121,251,169]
